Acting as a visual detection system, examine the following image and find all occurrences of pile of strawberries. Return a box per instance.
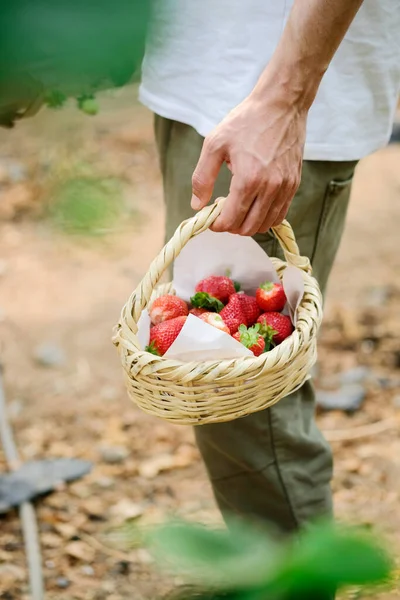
[146,275,294,357]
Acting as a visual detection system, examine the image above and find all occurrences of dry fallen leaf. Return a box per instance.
[81,496,106,518]
[41,532,63,549]
[138,447,196,479]
[65,541,96,563]
[340,458,361,473]
[54,522,78,540]
[109,499,144,524]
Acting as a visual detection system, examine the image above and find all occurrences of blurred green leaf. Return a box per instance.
[148,519,392,600]
[149,519,281,590]
[264,522,392,599]
[77,96,99,116]
[0,0,153,125]
[48,175,123,235]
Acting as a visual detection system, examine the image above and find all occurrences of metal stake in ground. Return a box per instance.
[0,367,44,600]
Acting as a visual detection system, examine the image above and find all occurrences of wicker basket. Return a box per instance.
[113,199,323,425]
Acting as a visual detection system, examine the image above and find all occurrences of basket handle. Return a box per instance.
[125,197,311,327]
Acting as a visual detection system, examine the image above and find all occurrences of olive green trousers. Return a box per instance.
[155,115,357,534]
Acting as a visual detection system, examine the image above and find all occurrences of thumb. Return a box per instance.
[191,137,224,210]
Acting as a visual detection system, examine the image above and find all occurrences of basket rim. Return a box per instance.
[116,260,322,375]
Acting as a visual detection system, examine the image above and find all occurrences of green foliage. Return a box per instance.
[77,95,99,116]
[48,174,123,235]
[147,518,392,600]
[0,0,153,126]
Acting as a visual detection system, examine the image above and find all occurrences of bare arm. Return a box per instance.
[191,0,364,235]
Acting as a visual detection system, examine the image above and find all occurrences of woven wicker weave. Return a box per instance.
[113,198,323,425]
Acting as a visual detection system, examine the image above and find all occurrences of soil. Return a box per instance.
[0,88,399,600]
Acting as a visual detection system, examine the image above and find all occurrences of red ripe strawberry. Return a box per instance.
[235,293,260,326]
[189,307,208,317]
[199,312,230,334]
[233,324,265,357]
[256,281,286,312]
[146,316,187,356]
[257,312,293,345]
[150,294,188,325]
[195,275,236,303]
[220,294,247,334]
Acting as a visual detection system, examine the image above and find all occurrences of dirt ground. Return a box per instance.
[0,88,399,600]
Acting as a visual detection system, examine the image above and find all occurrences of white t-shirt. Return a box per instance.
[140,0,400,161]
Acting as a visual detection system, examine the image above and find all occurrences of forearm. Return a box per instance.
[252,0,364,111]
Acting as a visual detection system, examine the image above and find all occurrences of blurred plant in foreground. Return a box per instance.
[0,0,152,126]
[135,518,393,600]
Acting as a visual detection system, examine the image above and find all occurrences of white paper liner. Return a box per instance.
[137,230,305,362]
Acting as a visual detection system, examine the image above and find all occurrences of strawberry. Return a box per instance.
[149,294,188,325]
[233,324,265,357]
[256,281,286,312]
[236,293,260,326]
[199,312,230,334]
[257,312,293,345]
[146,316,187,356]
[195,275,236,303]
[220,294,247,334]
[190,292,224,313]
[189,307,208,317]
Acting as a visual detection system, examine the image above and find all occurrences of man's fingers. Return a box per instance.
[271,203,290,228]
[235,186,282,236]
[191,136,225,210]
[258,178,297,232]
[210,172,256,232]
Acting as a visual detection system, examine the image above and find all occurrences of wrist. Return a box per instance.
[250,53,325,114]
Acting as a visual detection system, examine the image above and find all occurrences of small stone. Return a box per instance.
[96,476,115,489]
[8,162,27,183]
[109,499,144,523]
[316,384,366,413]
[363,286,391,308]
[56,577,70,589]
[339,366,372,386]
[136,548,153,565]
[45,560,55,569]
[33,342,66,368]
[393,395,400,409]
[100,445,129,464]
[81,565,95,576]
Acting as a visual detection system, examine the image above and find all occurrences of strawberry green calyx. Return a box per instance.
[237,324,261,348]
[190,292,224,313]
[260,281,274,291]
[258,323,278,351]
[145,342,161,356]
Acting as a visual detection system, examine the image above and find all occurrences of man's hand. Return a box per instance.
[190,0,364,235]
[191,89,307,235]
